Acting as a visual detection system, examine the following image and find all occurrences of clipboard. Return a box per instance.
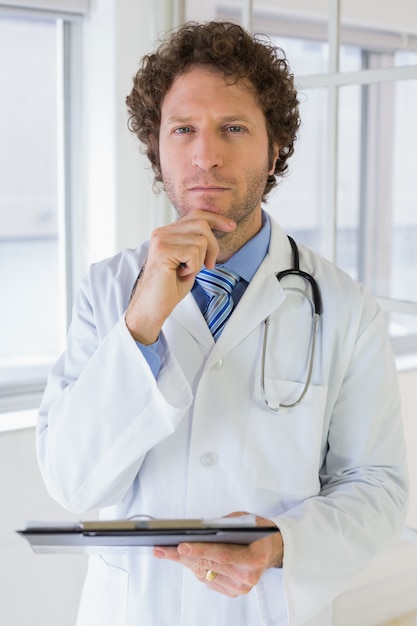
[17,516,278,555]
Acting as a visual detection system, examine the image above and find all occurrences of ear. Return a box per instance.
[269,142,280,175]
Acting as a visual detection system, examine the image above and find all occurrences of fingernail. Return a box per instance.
[178,543,191,555]
[153,548,166,558]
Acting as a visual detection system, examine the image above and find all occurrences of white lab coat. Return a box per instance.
[37,216,408,626]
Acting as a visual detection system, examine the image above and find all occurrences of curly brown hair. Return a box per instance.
[126,20,300,200]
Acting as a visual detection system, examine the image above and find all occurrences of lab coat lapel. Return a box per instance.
[169,217,293,356]
[208,219,293,362]
[170,292,214,349]
[170,272,282,361]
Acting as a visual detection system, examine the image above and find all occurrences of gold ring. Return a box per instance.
[205,569,217,582]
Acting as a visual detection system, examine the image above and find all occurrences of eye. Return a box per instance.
[227,125,246,133]
[173,126,191,134]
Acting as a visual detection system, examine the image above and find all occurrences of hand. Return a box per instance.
[125,210,236,344]
[153,513,283,597]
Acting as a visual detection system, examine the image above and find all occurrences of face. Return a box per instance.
[159,66,279,256]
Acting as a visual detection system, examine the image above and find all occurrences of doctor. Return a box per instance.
[37,20,408,626]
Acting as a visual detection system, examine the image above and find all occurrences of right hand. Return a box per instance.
[125,210,236,344]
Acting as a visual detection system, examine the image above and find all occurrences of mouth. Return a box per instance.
[188,185,230,192]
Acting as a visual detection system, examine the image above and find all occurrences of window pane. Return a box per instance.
[271,36,328,76]
[185,0,331,75]
[0,15,64,394]
[341,1,417,69]
[335,85,361,277]
[335,77,417,305]
[253,0,329,76]
[269,88,328,255]
[391,78,417,303]
[396,50,417,67]
[338,44,362,73]
[389,313,417,360]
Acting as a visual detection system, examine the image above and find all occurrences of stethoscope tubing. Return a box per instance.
[260,236,322,411]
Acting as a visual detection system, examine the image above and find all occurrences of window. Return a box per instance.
[185,0,417,361]
[0,2,86,416]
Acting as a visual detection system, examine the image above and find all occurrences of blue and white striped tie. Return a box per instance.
[196,267,239,340]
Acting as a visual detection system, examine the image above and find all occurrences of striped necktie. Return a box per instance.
[195,267,239,340]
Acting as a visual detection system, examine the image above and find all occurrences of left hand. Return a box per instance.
[153,513,283,597]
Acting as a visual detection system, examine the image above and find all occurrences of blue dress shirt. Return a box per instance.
[137,211,271,376]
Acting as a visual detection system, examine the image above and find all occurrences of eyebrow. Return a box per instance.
[165,114,253,125]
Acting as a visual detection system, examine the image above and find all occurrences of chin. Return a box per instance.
[211,229,229,239]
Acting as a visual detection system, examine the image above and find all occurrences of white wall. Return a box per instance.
[80,0,158,266]
[0,427,86,626]
[81,0,179,267]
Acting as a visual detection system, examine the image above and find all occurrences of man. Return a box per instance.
[37,21,408,626]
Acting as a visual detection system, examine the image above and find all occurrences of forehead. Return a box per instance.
[161,66,264,121]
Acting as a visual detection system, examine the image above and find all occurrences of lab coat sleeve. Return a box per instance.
[36,268,193,513]
[259,308,409,626]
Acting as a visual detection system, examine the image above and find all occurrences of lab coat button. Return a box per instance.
[200,452,219,467]
[213,359,223,369]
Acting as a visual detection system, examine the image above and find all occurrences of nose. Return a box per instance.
[191,131,223,171]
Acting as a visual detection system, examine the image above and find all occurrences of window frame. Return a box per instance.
[293,56,417,321]
[217,0,417,350]
[0,7,85,420]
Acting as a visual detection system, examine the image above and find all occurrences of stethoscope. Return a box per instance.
[260,236,323,412]
[130,236,322,411]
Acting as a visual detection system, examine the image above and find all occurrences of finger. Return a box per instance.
[153,546,255,597]
[178,540,276,586]
[176,544,256,584]
[153,546,178,560]
[177,541,241,565]
[148,222,216,275]
[148,233,206,275]
[179,210,236,234]
[178,211,236,269]
[195,567,253,597]
[154,547,230,580]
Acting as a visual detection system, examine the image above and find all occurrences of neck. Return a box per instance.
[215,210,263,263]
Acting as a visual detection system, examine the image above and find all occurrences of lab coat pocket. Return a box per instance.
[241,376,328,496]
[77,555,129,626]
